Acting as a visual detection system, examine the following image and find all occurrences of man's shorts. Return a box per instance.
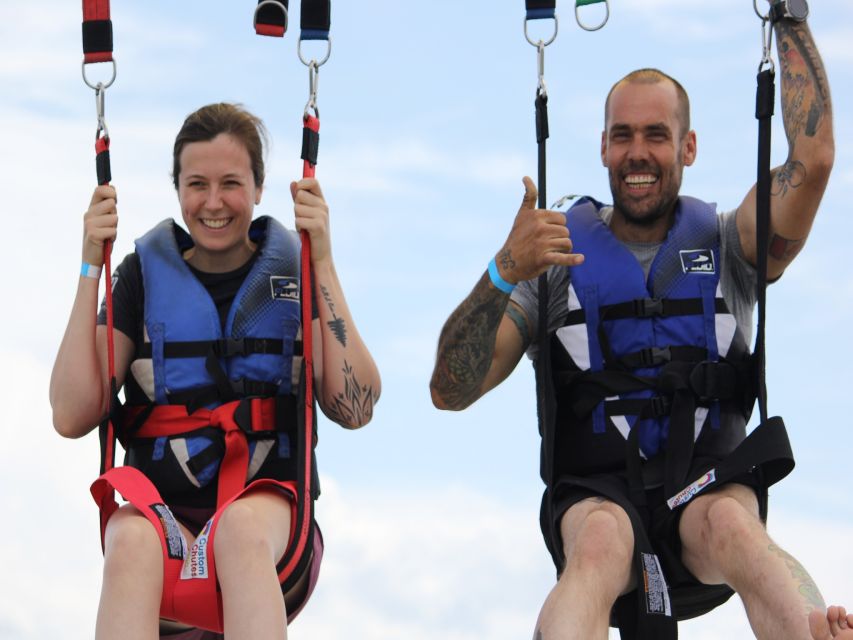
[540,455,767,621]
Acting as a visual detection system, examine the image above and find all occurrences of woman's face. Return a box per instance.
[176,133,262,272]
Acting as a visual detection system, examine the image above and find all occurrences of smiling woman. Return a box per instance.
[49,102,381,640]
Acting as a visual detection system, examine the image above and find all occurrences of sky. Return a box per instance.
[0,1,851,638]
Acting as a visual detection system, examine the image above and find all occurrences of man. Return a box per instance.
[430,5,841,639]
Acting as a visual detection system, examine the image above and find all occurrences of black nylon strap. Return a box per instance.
[754,68,775,423]
[300,0,330,33]
[301,126,320,165]
[136,338,300,359]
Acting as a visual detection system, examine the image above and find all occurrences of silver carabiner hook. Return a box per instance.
[575,0,609,32]
[537,40,548,98]
[758,17,775,73]
[95,82,109,140]
[304,60,320,119]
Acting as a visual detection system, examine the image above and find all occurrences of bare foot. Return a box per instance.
[809,606,853,639]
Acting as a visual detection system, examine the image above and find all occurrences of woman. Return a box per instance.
[50,103,381,640]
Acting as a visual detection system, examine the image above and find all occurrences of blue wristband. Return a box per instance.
[81,262,102,279]
[488,257,516,294]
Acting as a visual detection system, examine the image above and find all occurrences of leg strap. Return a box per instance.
[91,467,306,633]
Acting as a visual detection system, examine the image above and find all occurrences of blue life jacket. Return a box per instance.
[125,216,305,499]
[546,197,752,479]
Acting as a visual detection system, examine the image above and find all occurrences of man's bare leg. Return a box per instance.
[533,497,635,640]
[680,483,824,639]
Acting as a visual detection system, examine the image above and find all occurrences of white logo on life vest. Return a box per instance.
[270,276,300,302]
[679,249,716,274]
[666,469,717,510]
[181,518,213,580]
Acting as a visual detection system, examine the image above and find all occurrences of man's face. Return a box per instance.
[601,81,696,227]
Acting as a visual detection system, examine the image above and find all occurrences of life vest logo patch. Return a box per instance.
[181,518,212,580]
[270,276,299,302]
[679,249,716,274]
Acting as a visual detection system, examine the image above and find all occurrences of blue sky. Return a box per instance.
[1,1,851,638]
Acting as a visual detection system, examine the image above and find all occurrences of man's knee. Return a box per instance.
[702,495,765,555]
[561,501,634,576]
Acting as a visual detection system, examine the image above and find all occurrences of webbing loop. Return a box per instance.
[254,0,289,37]
[575,0,609,32]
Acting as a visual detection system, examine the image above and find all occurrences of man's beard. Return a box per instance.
[609,159,682,228]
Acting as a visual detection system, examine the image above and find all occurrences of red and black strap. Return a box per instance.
[82,0,113,64]
[255,0,289,37]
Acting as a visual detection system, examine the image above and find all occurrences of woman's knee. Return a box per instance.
[103,506,162,576]
[214,493,292,566]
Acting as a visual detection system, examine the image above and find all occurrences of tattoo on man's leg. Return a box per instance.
[768,543,825,613]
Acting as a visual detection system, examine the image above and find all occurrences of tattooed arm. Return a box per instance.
[736,16,834,280]
[430,177,583,410]
[292,178,381,428]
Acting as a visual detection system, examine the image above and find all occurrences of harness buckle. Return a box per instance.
[641,347,672,367]
[214,338,247,357]
[690,361,738,403]
[649,395,672,417]
[634,297,664,318]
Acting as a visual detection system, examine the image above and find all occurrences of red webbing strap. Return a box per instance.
[82,0,113,64]
[255,0,290,37]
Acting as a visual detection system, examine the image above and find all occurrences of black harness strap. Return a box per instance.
[300,0,331,40]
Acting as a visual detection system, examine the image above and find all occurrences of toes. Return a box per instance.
[811,609,831,640]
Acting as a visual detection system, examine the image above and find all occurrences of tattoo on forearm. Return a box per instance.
[769,233,805,262]
[770,160,806,198]
[431,272,509,409]
[324,359,378,426]
[776,22,832,144]
[319,284,347,347]
[768,543,825,613]
[506,303,532,349]
[498,247,517,272]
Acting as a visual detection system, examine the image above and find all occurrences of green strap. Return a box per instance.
[576,0,605,6]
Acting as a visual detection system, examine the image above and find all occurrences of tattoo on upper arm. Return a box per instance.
[506,303,532,349]
[323,359,378,426]
[431,272,510,408]
[767,543,825,613]
[769,233,805,262]
[776,22,831,144]
[770,160,806,198]
[319,284,347,347]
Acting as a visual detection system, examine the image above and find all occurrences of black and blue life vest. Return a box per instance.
[544,196,754,490]
[123,216,308,504]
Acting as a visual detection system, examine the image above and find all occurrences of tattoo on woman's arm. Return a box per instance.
[320,284,347,347]
[431,272,509,409]
[324,359,378,426]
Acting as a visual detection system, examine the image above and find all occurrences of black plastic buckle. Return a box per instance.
[214,338,247,357]
[649,395,672,417]
[641,347,672,367]
[634,298,664,318]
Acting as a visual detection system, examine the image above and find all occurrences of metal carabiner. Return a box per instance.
[758,17,775,73]
[575,0,609,32]
[95,82,110,141]
[304,60,320,119]
[536,40,548,98]
[524,14,559,48]
[753,0,770,21]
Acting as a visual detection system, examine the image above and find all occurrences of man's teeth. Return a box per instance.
[202,218,231,229]
[625,175,657,186]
